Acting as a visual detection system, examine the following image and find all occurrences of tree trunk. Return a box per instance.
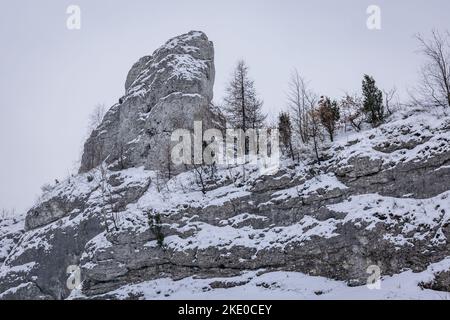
[289,140,295,161]
[313,135,320,164]
[240,73,246,132]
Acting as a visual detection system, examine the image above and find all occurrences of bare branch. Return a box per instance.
[414,30,450,108]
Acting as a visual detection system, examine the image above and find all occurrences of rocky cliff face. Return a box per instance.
[79,31,220,174]
[1,32,450,300]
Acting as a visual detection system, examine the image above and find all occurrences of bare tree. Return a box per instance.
[287,70,316,144]
[340,93,364,132]
[308,108,323,165]
[1,208,16,219]
[191,142,219,195]
[383,87,398,115]
[87,103,106,134]
[415,30,450,108]
[193,163,207,194]
[153,146,172,194]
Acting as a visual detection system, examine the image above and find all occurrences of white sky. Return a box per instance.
[0,0,449,214]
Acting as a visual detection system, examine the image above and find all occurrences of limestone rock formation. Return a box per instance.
[1,31,450,300]
[79,31,220,174]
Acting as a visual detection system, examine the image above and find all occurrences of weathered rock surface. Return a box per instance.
[79,31,221,174]
[0,215,24,264]
[0,168,152,299]
[1,31,450,300]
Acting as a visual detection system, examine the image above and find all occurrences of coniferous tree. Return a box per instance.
[362,75,384,127]
[223,60,266,131]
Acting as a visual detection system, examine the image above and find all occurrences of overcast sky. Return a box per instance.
[0,0,449,214]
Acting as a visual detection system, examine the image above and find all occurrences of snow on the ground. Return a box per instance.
[0,261,36,279]
[164,215,338,252]
[5,105,450,299]
[0,214,24,262]
[331,106,450,167]
[329,191,450,247]
[90,162,449,254]
[68,257,450,300]
[271,173,348,201]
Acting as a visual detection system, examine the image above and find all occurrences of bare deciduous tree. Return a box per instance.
[308,108,323,164]
[415,30,450,108]
[193,163,207,194]
[340,93,364,132]
[1,208,16,219]
[287,69,317,144]
[383,87,398,115]
[87,103,106,134]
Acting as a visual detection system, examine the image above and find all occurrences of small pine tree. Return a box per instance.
[278,112,295,160]
[362,75,384,127]
[317,96,340,142]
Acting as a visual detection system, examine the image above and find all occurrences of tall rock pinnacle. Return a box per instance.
[79,31,219,173]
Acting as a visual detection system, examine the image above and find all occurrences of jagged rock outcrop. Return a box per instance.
[0,215,24,264]
[79,31,221,174]
[1,31,450,300]
[0,168,152,299]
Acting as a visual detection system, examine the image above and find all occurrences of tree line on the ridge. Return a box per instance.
[217,29,450,164]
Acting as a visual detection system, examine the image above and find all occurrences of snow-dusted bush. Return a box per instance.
[40,183,55,194]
